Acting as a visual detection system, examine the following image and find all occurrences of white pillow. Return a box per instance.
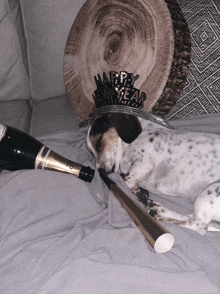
[8,0,29,75]
[0,0,30,101]
[20,0,86,101]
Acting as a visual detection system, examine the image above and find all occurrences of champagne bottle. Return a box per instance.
[0,124,95,182]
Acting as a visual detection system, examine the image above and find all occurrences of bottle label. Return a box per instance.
[0,124,6,141]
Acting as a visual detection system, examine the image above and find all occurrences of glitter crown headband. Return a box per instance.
[80,71,173,129]
[93,71,147,109]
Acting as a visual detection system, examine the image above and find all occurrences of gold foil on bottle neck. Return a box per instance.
[35,146,81,177]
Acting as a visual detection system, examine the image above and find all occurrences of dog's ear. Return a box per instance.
[109,113,142,144]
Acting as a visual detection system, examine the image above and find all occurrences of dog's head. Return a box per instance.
[86,113,142,173]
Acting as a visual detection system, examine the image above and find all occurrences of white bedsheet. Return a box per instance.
[1,115,220,293]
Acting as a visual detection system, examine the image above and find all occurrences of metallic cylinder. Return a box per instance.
[98,168,174,253]
[35,146,95,182]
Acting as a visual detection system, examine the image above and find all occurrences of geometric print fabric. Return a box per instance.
[166,0,220,120]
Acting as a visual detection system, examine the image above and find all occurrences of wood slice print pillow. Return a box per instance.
[64,0,191,121]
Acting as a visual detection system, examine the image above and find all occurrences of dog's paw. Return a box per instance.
[148,204,209,235]
[148,203,162,219]
[134,187,157,210]
[149,204,190,221]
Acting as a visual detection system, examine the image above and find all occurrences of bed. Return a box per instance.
[1,0,220,293]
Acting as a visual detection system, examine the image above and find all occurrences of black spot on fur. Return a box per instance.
[215,187,220,196]
[167,158,172,164]
[138,187,150,206]
[154,142,161,152]
[167,148,172,155]
[175,140,182,146]
[149,137,154,143]
[150,209,157,218]
[90,116,112,136]
[211,150,218,159]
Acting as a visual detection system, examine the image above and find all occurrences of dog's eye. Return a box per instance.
[95,135,103,151]
[90,116,112,136]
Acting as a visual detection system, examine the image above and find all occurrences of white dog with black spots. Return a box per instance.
[87,113,220,235]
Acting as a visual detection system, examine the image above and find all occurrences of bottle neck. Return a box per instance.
[35,146,82,177]
[35,146,95,182]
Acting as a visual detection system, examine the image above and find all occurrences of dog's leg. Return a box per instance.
[149,182,220,235]
[188,182,220,234]
[123,162,155,207]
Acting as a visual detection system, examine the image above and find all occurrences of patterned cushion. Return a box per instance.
[166,0,220,120]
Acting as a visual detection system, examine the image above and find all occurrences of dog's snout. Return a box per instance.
[98,163,115,175]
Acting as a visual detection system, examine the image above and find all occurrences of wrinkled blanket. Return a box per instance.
[1,114,220,293]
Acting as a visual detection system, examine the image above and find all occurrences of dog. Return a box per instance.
[86,113,220,235]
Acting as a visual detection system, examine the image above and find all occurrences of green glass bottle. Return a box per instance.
[0,124,94,182]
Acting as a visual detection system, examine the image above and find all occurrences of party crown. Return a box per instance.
[92,71,147,109]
